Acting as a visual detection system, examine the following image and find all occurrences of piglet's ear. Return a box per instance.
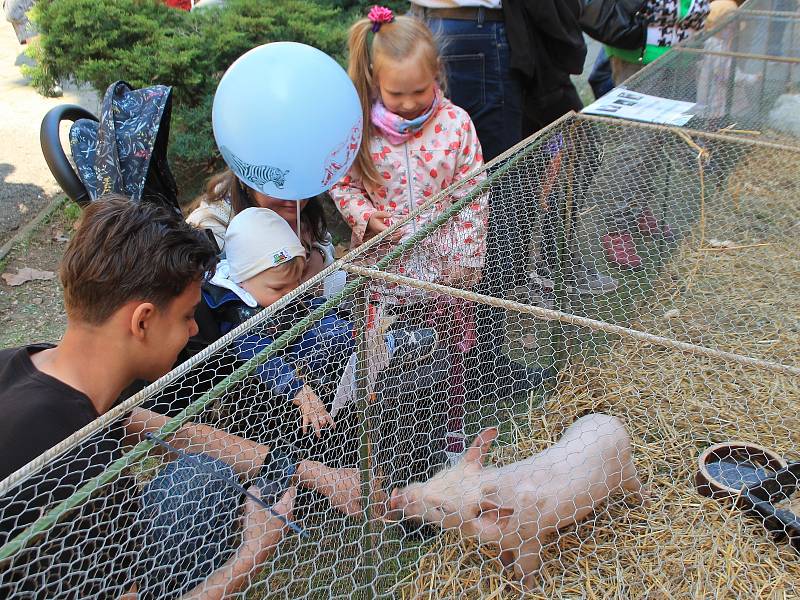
[382,488,404,523]
[477,499,514,530]
[464,427,499,466]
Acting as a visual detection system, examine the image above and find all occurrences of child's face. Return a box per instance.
[376,53,437,121]
[240,264,302,308]
[251,193,309,231]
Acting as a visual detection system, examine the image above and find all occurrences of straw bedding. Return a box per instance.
[396,147,800,598]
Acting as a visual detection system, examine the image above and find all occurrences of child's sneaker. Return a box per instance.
[602,232,642,268]
[637,207,675,241]
[528,267,555,291]
[445,450,465,466]
[510,365,557,395]
[637,207,660,237]
[389,328,438,365]
[531,263,617,296]
[513,282,555,310]
[445,431,466,465]
[571,268,619,295]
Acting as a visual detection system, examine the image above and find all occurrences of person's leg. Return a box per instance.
[522,82,584,138]
[138,454,244,599]
[431,18,523,162]
[4,0,37,44]
[610,56,643,86]
[430,18,548,397]
[588,49,615,99]
[434,17,525,291]
[435,18,524,291]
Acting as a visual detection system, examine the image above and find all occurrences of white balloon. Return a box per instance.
[212,42,362,200]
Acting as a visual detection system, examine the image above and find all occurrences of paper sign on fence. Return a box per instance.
[583,89,696,126]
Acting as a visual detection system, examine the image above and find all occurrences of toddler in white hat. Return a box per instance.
[207,206,438,442]
[214,207,308,308]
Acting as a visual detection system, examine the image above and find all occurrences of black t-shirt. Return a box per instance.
[0,345,140,598]
[0,344,99,483]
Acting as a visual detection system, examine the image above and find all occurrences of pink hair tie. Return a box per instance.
[368,5,394,32]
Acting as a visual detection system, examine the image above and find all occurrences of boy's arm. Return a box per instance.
[179,487,295,600]
[329,171,376,245]
[124,408,268,481]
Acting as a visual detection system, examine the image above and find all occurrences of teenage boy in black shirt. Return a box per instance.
[0,196,362,599]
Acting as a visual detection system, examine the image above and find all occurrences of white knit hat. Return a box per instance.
[225,207,306,283]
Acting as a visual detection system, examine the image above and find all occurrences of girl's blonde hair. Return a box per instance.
[348,15,445,186]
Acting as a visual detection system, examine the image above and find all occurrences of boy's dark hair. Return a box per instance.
[61,195,218,325]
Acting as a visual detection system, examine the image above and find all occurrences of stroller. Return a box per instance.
[41,80,180,213]
[40,80,239,412]
[40,80,449,486]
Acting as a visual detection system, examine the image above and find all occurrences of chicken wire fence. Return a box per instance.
[685,8,800,58]
[1,22,800,600]
[741,0,800,12]
[618,46,800,142]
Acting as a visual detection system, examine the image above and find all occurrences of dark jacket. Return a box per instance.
[503,0,587,94]
[199,284,354,400]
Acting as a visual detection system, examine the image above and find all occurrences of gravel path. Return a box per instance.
[0,23,97,247]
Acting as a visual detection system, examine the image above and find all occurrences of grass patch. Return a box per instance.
[246,503,432,599]
[62,200,81,224]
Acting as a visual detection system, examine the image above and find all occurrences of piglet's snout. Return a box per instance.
[383,488,410,522]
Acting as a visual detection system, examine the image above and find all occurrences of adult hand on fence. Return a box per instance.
[294,384,336,437]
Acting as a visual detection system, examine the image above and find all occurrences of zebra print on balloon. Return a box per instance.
[220,146,290,193]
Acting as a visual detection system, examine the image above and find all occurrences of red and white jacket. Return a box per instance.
[330,96,488,294]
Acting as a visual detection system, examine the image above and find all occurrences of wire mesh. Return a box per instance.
[2,20,800,600]
[682,10,800,59]
[618,49,800,146]
[740,0,800,13]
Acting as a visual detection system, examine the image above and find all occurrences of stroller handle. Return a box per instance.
[40,104,98,207]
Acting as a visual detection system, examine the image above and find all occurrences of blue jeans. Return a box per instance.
[137,454,243,600]
[426,17,532,377]
[588,48,615,100]
[428,18,523,162]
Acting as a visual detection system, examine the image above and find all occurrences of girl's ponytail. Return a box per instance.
[347,18,382,186]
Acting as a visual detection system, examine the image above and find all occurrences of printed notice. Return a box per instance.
[583,89,696,126]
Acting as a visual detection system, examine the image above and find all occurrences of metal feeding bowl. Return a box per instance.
[696,441,800,555]
[696,441,788,502]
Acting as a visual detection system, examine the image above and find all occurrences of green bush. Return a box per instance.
[317,0,407,14]
[27,0,352,191]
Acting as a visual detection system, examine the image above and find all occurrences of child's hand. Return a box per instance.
[365,211,404,242]
[293,385,335,438]
[441,266,482,289]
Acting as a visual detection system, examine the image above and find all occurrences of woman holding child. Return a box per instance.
[187,171,335,284]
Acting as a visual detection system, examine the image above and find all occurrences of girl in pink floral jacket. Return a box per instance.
[330,8,489,461]
[330,9,487,294]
